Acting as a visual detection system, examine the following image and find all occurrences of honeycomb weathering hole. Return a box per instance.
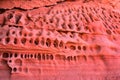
[7,13,13,19]
[70,45,76,50]
[78,46,81,50]
[29,38,33,43]
[3,52,9,58]
[40,37,45,46]
[15,14,22,24]
[95,45,101,53]
[53,39,58,48]
[42,54,45,60]
[68,23,73,29]
[14,53,18,57]
[14,38,18,44]
[106,29,112,35]
[83,46,86,51]
[46,38,51,47]
[38,53,41,60]
[50,55,53,60]
[21,38,26,44]
[13,67,17,72]
[59,41,63,47]
[34,38,39,45]
[5,37,10,44]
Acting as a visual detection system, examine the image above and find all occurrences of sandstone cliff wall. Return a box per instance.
[0,0,120,80]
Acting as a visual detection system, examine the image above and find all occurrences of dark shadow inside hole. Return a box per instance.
[115,25,118,29]
[34,38,39,45]
[14,53,18,57]
[50,55,53,60]
[49,19,53,23]
[46,38,51,47]
[84,26,89,31]
[34,54,36,58]
[0,8,6,14]
[77,27,81,31]
[42,54,45,60]
[15,14,22,24]
[46,54,49,60]
[24,33,27,37]
[21,38,26,44]
[70,45,76,50]
[12,31,15,34]
[9,60,12,63]
[3,52,9,58]
[83,46,86,50]
[59,41,63,47]
[67,56,71,61]
[73,56,76,61]
[21,54,23,58]
[24,54,27,58]
[10,53,12,58]
[65,46,67,49]
[14,38,17,44]
[113,31,116,34]
[13,67,17,72]
[30,54,33,58]
[62,23,67,29]
[68,23,73,29]
[89,13,94,22]
[29,38,33,43]
[78,46,81,50]
[53,39,58,48]
[6,31,10,36]
[40,38,44,46]
[114,15,117,18]
[70,32,75,38]
[38,53,41,60]
[106,30,111,35]
[7,13,13,19]
[19,31,22,36]
[5,37,10,44]
[110,14,113,18]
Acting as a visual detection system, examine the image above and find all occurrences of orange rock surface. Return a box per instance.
[0,0,120,80]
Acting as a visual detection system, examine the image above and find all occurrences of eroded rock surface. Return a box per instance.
[0,0,120,80]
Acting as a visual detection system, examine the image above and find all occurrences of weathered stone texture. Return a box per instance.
[0,0,120,80]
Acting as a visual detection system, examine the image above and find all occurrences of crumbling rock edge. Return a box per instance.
[0,0,120,10]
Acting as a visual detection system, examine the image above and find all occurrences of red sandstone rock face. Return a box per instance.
[0,0,120,80]
[0,0,65,9]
